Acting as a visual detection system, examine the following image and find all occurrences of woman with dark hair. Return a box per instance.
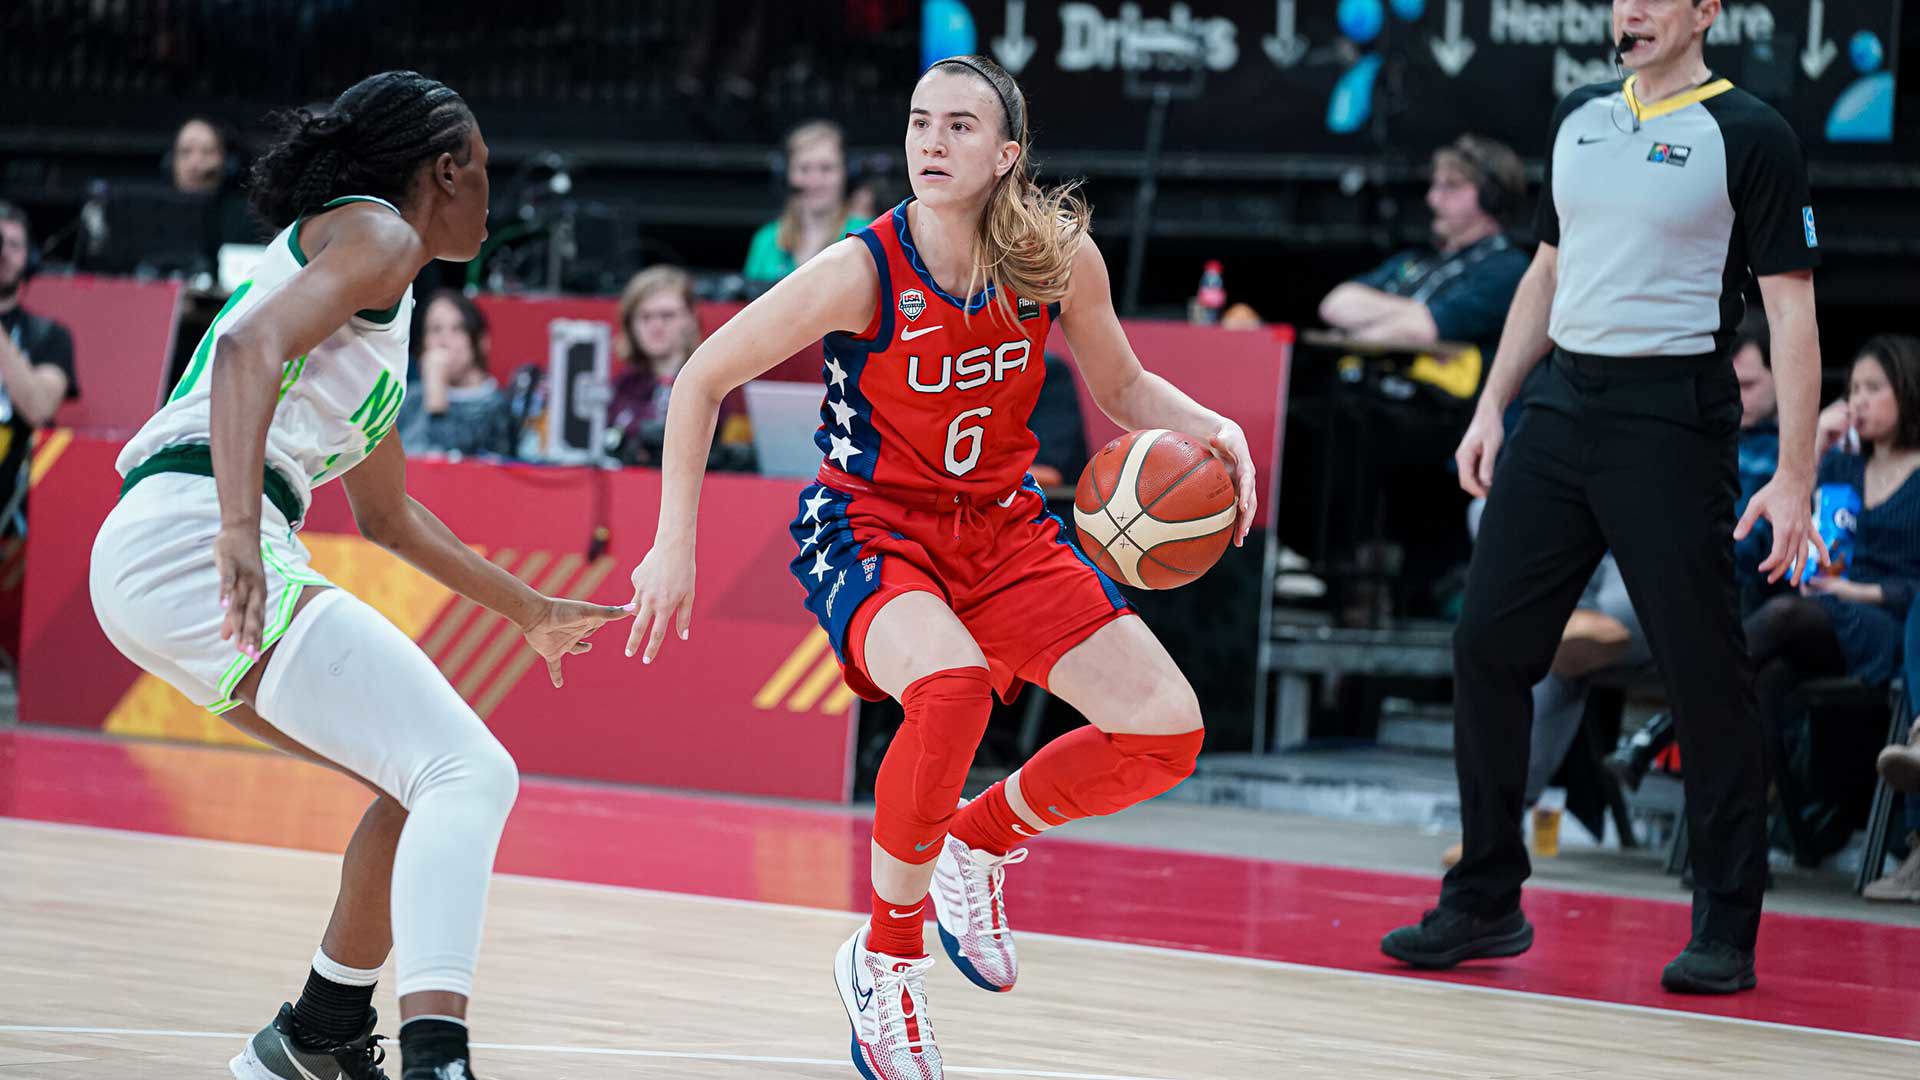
[91,71,627,1080]
[625,55,1257,1079]
[1745,334,1920,860]
[397,289,515,458]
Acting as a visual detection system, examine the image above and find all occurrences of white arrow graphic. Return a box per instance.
[1800,0,1837,79]
[1430,0,1476,77]
[993,0,1037,75]
[1262,0,1309,68]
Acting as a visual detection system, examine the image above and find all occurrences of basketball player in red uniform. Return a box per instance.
[625,55,1256,1079]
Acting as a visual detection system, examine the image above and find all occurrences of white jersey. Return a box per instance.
[117,195,413,519]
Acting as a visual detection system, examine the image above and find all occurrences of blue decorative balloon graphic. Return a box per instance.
[1849,30,1883,74]
[1828,30,1892,142]
[920,0,976,73]
[1390,0,1426,22]
[1338,0,1385,45]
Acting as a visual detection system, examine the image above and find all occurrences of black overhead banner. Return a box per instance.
[939,0,1901,158]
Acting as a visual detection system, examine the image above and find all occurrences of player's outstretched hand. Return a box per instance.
[214,524,268,662]
[522,597,635,688]
[1207,421,1258,547]
[625,543,695,665]
[1738,474,1824,587]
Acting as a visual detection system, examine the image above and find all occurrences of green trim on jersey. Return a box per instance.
[288,195,408,325]
[170,280,254,403]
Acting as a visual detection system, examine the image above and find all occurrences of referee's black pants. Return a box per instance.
[1439,348,1767,952]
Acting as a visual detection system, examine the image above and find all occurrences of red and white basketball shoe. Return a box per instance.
[835,926,942,1080]
[930,833,1028,992]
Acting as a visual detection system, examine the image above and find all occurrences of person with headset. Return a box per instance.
[742,120,870,290]
[0,201,79,539]
[1308,135,1532,618]
[1381,0,1823,996]
[166,116,259,264]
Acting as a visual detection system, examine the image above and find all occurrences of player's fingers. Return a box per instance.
[1476,435,1499,492]
[626,597,653,657]
[1732,496,1762,541]
[644,607,670,665]
[1796,525,1829,588]
[1456,443,1485,498]
[242,582,266,660]
[571,641,593,655]
[675,595,693,641]
[546,653,564,688]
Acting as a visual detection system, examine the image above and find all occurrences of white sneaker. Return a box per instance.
[835,926,942,1080]
[930,833,1028,992]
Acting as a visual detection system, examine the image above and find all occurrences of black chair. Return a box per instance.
[1854,681,1913,895]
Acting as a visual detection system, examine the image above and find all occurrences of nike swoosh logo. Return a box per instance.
[914,839,937,851]
[887,905,925,919]
[1576,136,1607,145]
[278,1035,326,1080]
[850,952,874,1012]
[898,325,944,340]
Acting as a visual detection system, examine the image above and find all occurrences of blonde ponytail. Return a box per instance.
[931,56,1090,324]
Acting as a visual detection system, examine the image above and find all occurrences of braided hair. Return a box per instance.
[249,71,474,229]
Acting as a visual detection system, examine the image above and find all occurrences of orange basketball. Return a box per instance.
[1072,429,1237,590]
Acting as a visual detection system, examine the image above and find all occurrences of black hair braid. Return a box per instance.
[248,71,473,230]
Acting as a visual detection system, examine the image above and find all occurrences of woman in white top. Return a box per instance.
[91,70,628,1080]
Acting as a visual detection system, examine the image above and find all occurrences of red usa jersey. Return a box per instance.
[814,199,1058,499]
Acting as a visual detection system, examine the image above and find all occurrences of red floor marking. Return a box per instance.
[4,727,1917,1041]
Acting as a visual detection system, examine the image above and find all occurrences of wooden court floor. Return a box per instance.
[2,820,1913,1079]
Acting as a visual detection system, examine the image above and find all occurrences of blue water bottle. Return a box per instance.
[1806,482,1861,579]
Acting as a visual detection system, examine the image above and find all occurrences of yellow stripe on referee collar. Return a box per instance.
[1623,74,1735,125]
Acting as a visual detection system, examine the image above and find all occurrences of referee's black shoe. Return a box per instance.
[1379,907,1533,969]
[1661,940,1757,994]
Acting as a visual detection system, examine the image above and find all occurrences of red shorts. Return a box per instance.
[788,468,1134,703]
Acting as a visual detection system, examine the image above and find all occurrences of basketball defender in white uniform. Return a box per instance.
[90,72,628,1080]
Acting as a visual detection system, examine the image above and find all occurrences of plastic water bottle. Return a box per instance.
[1805,482,1861,579]
[1194,260,1226,325]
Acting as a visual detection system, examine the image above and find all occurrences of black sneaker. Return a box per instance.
[1606,713,1675,792]
[231,1002,389,1080]
[1380,907,1534,969]
[1660,940,1757,994]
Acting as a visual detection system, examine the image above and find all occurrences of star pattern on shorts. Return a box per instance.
[801,488,832,524]
[800,520,825,551]
[825,357,848,392]
[827,396,858,431]
[828,433,861,468]
[810,549,832,581]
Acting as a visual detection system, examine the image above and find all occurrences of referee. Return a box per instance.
[1381,0,1822,994]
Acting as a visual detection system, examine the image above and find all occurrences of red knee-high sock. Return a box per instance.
[868,667,994,958]
[952,727,1204,856]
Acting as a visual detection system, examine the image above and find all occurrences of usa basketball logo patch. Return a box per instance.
[899,289,926,321]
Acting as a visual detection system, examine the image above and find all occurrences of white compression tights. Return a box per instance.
[255,589,519,998]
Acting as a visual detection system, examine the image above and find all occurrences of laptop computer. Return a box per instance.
[743,380,826,479]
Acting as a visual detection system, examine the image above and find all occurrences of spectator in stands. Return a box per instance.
[1310,136,1532,617]
[1730,313,1786,618]
[1863,601,1920,901]
[396,290,515,458]
[168,116,258,261]
[743,121,867,288]
[1028,355,1090,491]
[0,202,79,538]
[1743,335,1920,858]
[606,266,753,470]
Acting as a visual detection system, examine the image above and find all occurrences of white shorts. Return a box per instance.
[90,472,332,713]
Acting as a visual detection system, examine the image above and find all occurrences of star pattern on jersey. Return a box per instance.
[825,357,848,392]
[827,396,858,431]
[801,488,832,524]
[827,433,862,468]
[810,549,832,581]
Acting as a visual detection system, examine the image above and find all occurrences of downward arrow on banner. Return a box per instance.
[1262,0,1309,68]
[1800,0,1837,78]
[993,0,1037,75]
[1430,0,1476,77]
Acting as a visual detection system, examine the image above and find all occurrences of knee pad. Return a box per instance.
[873,666,993,863]
[1109,728,1204,797]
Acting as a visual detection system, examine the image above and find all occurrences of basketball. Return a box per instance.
[1072,428,1238,590]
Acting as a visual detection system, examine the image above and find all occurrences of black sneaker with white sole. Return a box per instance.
[230,1002,388,1080]
[1379,907,1534,969]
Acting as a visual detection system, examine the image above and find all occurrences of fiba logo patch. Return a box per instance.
[1646,142,1691,167]
[1017,297,1041,322]
[1803,207,1819,248]
[899,289,926,321]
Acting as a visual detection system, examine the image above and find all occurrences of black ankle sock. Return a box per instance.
[291,967,376,1046]
[399,1017,470,1079]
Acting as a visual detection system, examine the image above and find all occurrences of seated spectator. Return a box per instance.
[168,116,259,263]
[744,121,867,289]
[1307,135,1532,616]
[1744,335,1920,859]
[0,202,79,537]
[1729,312,1787,618]
[1864,601,1920,901]
[396,290,515,458]
[605,266,753,470]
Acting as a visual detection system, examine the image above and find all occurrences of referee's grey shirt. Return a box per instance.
[1539,77,1820,358]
